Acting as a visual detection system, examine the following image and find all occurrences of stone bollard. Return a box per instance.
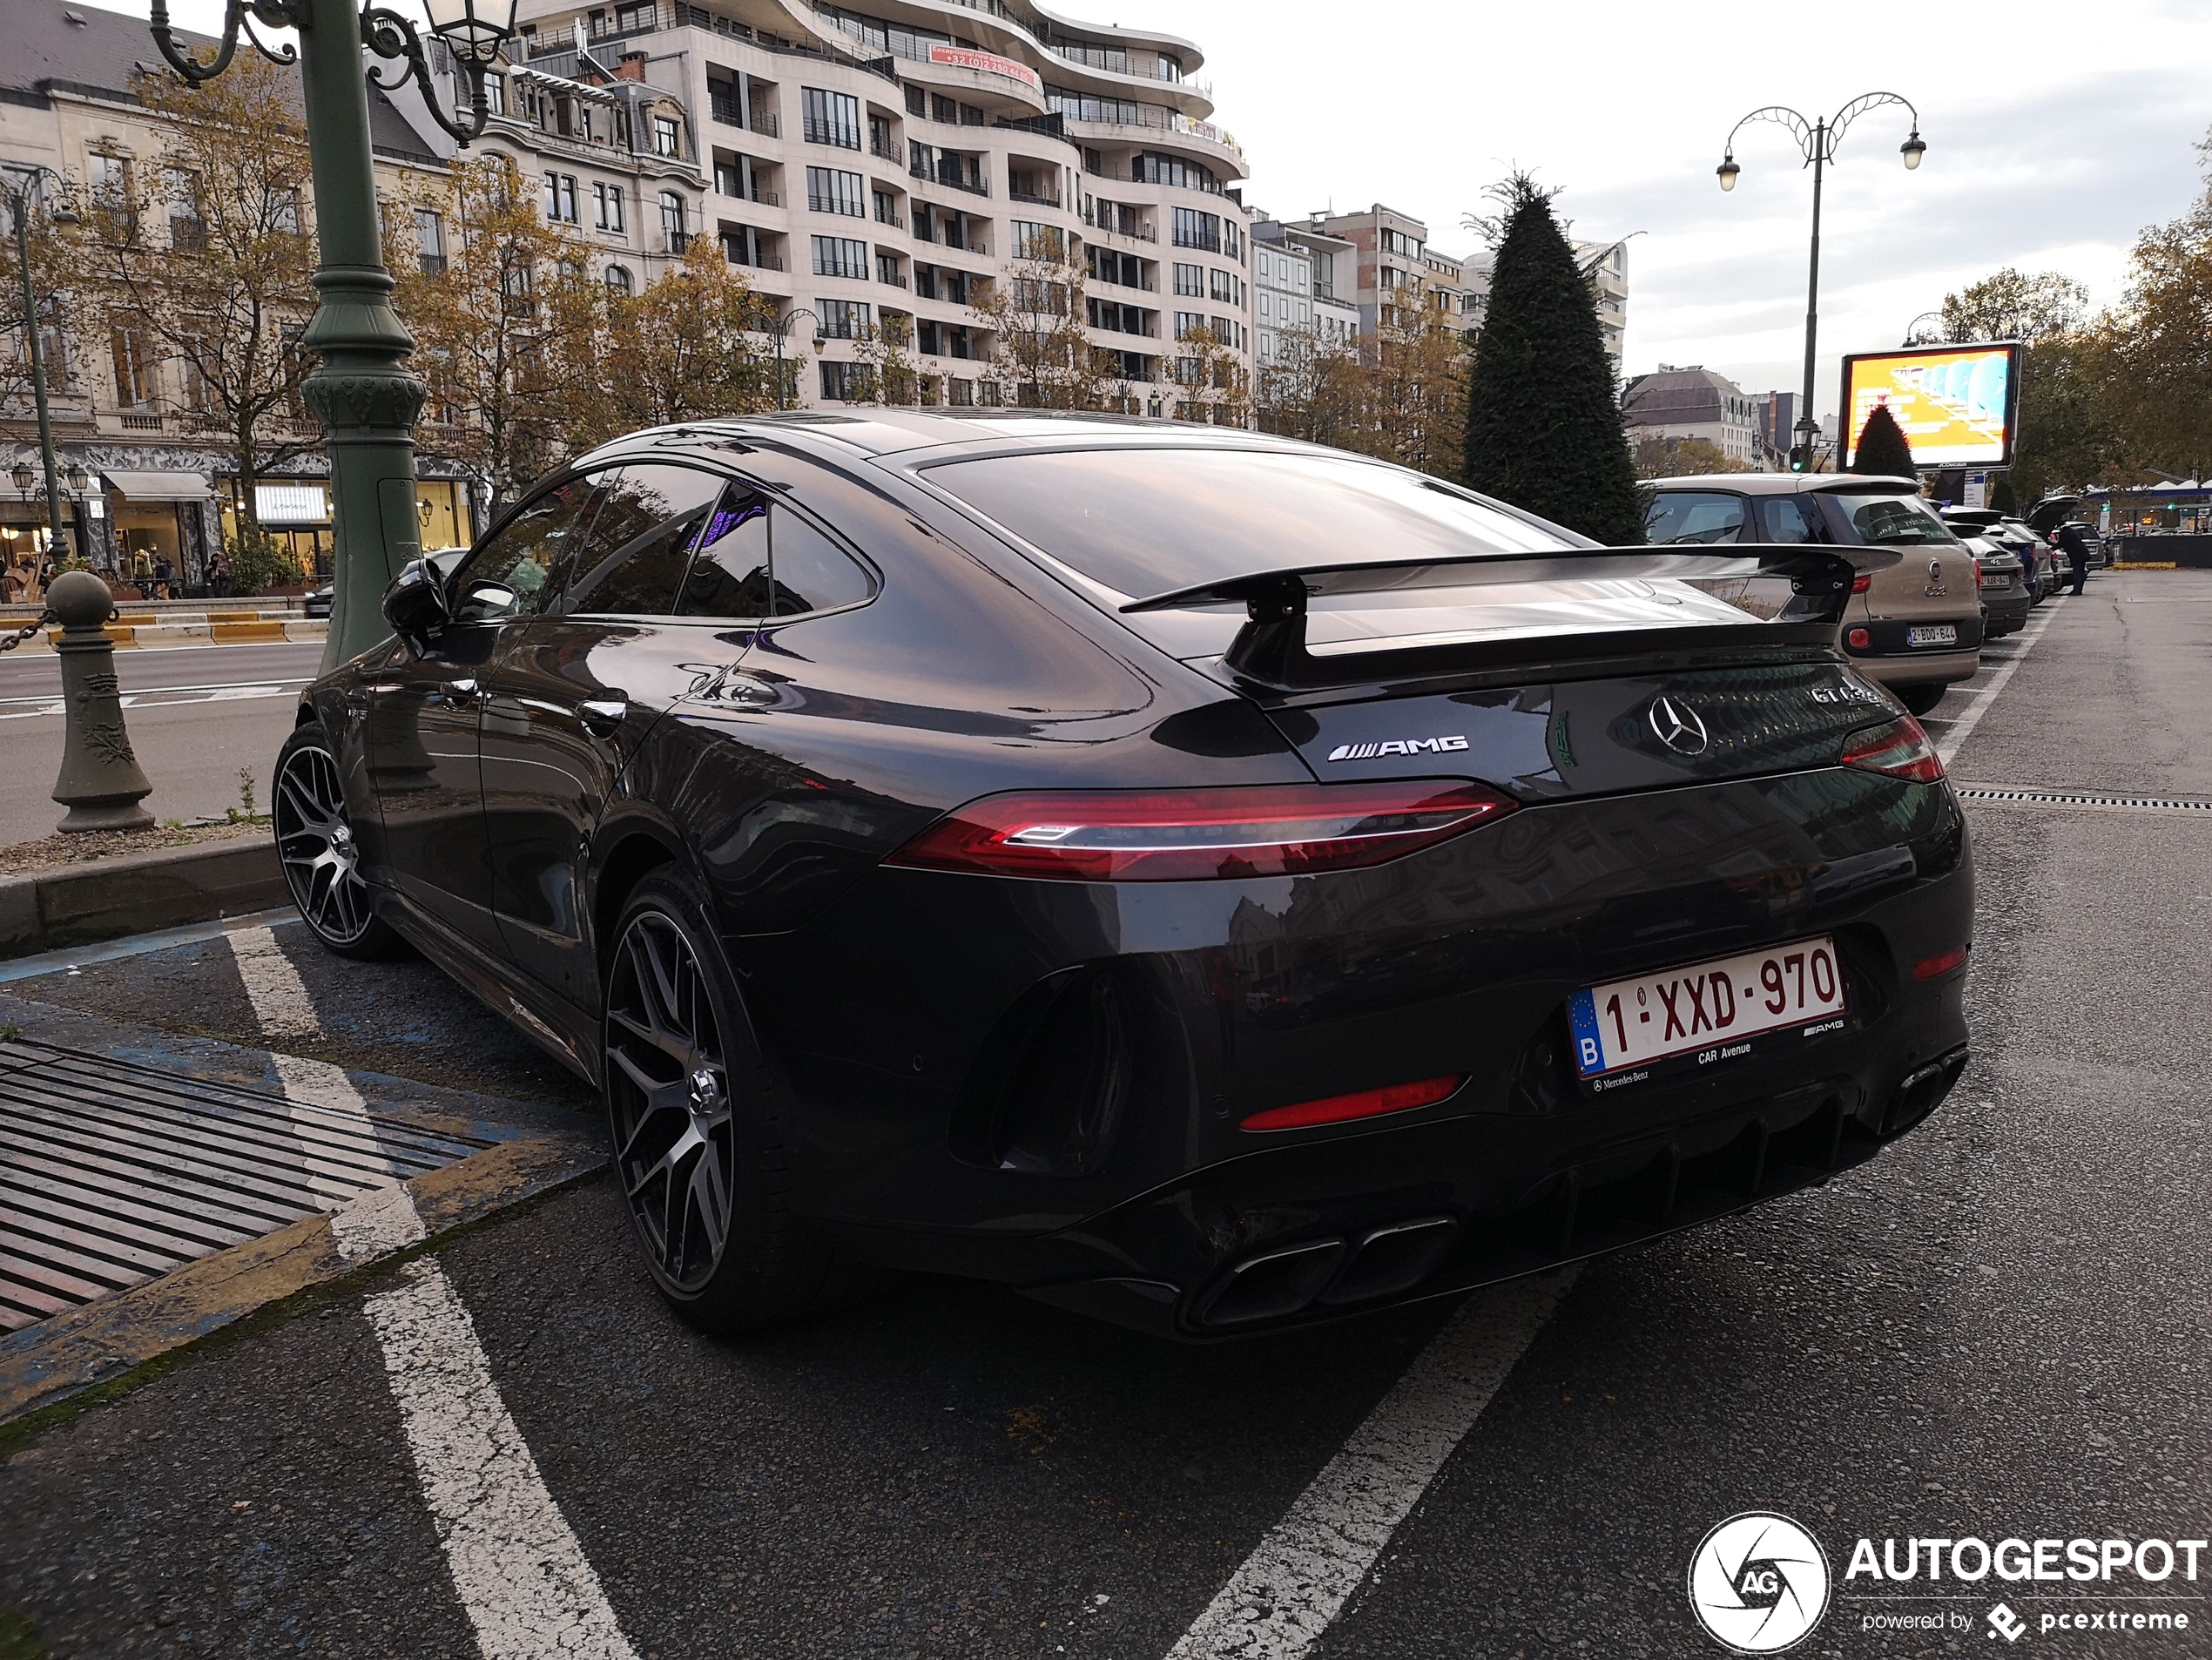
[48,570,154,832]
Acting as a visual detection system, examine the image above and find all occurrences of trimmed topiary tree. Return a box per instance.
[1851,402,1918,481]
[1462,175,1644,544]
[1990,475,2019,513]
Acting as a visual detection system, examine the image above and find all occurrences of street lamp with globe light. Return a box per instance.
[145,0,521,665]
[1717,93,1926,471]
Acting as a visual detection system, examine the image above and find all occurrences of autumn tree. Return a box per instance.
[1461,175,1643,543]
[85,59,320,541]
[392,153,599,516]
[969,237,1103,408]
[2095,187,2212,482]
[581,240,781,442]
[848,308,918,406]
[1256,321,1364,449]
[1634,434,1750,478]
[0,188,86,427]
[1254,280,1465,475]
[1170,322,1251,427]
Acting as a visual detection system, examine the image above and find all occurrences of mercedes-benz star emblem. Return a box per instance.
[1649,694,1710,757]
[1688,1512,1832,1653]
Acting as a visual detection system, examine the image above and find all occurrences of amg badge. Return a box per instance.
[1326,735,1471,761]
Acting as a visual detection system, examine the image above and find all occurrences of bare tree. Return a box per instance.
[968,236,1103,408]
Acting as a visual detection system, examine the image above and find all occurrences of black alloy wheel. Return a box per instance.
[601,869,880,1331]
[273,726,403,958]
[605,908,736,1296]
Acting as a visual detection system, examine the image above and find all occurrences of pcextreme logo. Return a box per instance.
[1688,1512,1832,1654]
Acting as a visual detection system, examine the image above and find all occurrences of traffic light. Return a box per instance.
[1788,445,1810,473]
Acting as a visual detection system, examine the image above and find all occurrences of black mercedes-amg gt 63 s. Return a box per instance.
[274,412,1971,1338]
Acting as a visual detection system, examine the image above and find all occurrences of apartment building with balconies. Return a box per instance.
[509,0,1255,412]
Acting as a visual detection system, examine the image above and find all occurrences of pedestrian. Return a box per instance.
[206,552,231,597]
[2054,522,2091,597]
[153,554,173,600]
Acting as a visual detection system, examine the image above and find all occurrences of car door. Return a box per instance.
[653,475,880,935]
[479,461,738,1013]
[365,473,609,955]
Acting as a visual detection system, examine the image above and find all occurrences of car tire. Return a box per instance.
[602,867,881,1333]
[273,725,410,960]
[1895,684,1947,718]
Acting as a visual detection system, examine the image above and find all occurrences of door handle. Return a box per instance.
[577,698,628,733]
[435,678,480,705]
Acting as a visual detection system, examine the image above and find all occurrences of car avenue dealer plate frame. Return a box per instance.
[1567,935,1850,1090]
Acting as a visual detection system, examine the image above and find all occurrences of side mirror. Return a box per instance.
[381,557,449,656]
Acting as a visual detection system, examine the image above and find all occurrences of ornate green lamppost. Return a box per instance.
[147,0,518,667]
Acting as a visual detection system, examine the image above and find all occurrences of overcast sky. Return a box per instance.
[141,0,2212,421]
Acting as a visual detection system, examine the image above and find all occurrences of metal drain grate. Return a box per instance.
[0,1040,489,1331]
[1955,786,2212,814]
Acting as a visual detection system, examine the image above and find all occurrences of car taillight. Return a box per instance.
[1851,572,1872,594]
[1973,559,1985,592]
[1846,626,1871,649]
[1841,714,1945,784]
[885,781,1517,881]
[1242,1075,1464,1131]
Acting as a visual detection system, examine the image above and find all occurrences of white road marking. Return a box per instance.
[1932,604,2060,766]
[0,679,309,719]
[225,921,638,1660]
[1166,1269,1578,1660]
[225,924,322,1038]
[364,1263,640,1660]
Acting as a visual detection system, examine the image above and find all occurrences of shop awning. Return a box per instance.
[102,469,212,502]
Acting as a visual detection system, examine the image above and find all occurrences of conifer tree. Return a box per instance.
[1462,175,1642,543]
[1850,402,1917,480]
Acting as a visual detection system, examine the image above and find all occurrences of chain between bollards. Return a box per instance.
[0,609,51,652]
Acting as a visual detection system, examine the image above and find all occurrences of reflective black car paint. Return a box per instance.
[301,414,1971,1336]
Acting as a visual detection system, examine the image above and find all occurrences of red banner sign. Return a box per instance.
[927,44,1042,90]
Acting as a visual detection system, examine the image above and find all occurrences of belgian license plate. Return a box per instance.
[1907,624,1959,647]
[1568,936,1848,1083]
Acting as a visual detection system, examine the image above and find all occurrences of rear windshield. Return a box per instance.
[1820,491,1959,547]
[925,447,1578,597]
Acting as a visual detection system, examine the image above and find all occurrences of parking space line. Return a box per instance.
[226,922,639,1660]
[1933,604,2060,766]
[1166,1269,1576,1660]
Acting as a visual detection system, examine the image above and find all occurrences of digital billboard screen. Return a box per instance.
[1840,341,2021,469]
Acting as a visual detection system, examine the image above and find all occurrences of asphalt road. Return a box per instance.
[3,574,2207,1660]
[0,641,322,843]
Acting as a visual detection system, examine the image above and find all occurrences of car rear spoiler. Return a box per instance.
[1119,543,1903,692]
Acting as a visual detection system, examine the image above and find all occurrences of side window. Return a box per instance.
[1756,496,1827,544]
[454,472,609,622]
[681,489,773,617]
[1644,491,1745,546]
[770,508,873,615]
[563,463,727,616]
[678,488,873,619]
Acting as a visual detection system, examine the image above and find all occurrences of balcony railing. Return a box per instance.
[870,139,900,163]
[804,118,861,148]
[879,269,908,287]
[1008,189,1060,207]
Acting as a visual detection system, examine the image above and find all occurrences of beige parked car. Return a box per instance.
[1644,474,1982,715]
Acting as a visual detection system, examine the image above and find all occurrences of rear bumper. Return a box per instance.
[747,770,1973,1336]
[1853,646,1980,688]
[1982,592,2032,634]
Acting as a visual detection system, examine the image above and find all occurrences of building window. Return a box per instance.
[1208,268,1242,306]
[652,114,682,157]
[819,360,860,400]
[604,264,634,294]
[806,166,866,217]
[544,172,579,223]
[1171,208,1221,253]
[1173,311,1203,341]
[1044,87,1140,125]
[1133,152,1217,194]
[872,188,901,227]
[819,298,871,338]
[414,208,446,274]
[810,235,868,279]
[1010,221,1062,260]
[109,318,157,407]
[875,249,903,286]
[658,191,687,249]
[904,83,926,117]
[1380,227,1421,259]
[593,182,626,233]
[802,88,861,149]
[1172,262,1202,297]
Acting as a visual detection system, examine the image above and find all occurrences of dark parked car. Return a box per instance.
[275,415,1973,1339]
[303,584,334,618]
[1647,475,1983,715]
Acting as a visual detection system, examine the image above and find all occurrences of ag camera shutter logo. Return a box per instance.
[1689,1512,1831,1653]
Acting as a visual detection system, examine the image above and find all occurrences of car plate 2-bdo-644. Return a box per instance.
[1907,624,1959,647]
[1567,935,1848,1086]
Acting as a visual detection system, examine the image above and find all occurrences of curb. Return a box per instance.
[0,838,287,961]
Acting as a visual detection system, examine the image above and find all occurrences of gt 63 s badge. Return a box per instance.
[1688,1512,1831,1653]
